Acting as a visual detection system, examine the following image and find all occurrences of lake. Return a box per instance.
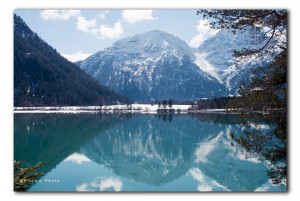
[14,113,286,192]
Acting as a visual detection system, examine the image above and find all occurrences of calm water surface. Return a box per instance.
[14,113,285,192]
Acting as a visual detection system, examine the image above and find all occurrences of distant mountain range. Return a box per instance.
[79,30,228,102]
[14,14,271,105]
[14,14,130,107]
[78,28,270,102]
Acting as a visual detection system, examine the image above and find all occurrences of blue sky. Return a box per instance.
[14,9,218,62]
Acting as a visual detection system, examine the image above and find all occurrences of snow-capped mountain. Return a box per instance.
[79,28,273,101]
[196,27,271,93]
[79,30,227,101]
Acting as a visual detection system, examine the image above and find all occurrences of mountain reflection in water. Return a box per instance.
[14,113,285,192]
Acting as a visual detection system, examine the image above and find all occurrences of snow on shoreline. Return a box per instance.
[14,104,193,114]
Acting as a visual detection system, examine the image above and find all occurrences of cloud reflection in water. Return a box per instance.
[76,177,123,192]
[64,153,91,164]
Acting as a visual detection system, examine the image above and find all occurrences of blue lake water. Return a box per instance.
[14,113,286,192]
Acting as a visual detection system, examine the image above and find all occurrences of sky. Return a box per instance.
[14,9,218,62]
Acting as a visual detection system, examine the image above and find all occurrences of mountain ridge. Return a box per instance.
[79,30,228,101]
[197,27,271,93]
[14,14,131,107]
[79,28,273,100]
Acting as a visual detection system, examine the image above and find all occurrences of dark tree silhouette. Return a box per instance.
[158,102,161,109]
[162,100,168,109]
[168,99,173,108]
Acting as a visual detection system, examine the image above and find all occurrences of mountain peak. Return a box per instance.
[105,30,194,59]
[79,30,227,101]
[146,29,168,34]
[138,30,175,38]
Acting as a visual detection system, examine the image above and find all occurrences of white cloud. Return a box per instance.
[91,21,123,39]
[76,183,92,192]
[188,19,219,48]
[122,10,157,24]
[40,10,81,21]
[64,153,91,164]
[74,12,123,40]
[198,184,213,191]
[98,11,109,20]
[62,51,92,62]
[100,177,123,191]
[41,10,123,40]
[76,16,97,33]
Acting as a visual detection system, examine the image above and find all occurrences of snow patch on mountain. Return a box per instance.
[196,27,272,93]
[194,52,222,83]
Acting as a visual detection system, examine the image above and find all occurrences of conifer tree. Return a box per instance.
[198,9,287,185]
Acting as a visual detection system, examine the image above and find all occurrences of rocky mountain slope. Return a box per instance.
[79,30,228,102]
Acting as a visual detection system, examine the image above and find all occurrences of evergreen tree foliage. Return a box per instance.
[227,49,287,185]
[198,10,287,57]
[196,97,235,109]
[168,99,173,108]
[198,10,287,185]
[162,100,168,109]
[14,161,48,191]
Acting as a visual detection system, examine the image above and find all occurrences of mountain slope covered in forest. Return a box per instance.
[14,14,130,107]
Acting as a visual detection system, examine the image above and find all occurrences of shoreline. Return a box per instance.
[13,104,231,114]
